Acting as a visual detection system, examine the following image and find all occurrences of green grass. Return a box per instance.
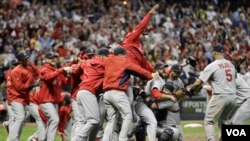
[181,120,219,141]
[0,123,61,141]
[0,120,218,141]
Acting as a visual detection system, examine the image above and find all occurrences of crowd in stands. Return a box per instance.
[0,0,249,97]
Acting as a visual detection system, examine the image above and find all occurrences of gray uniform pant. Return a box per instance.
[40,103,59,141]
[7,103,15,129]
[27,103,46,141]
[8,101,26,141]
[204,94,236,141]
[134,97,157,141]
[103,90,132,141]
[72,90,100,141]
[96,94,107,139]
[71,99,81,138]
[6,103,15,141]
[231,98,250,124]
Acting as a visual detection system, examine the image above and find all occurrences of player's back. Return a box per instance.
[207,59,236,94]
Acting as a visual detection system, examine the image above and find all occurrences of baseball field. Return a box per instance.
[0,120,219,141]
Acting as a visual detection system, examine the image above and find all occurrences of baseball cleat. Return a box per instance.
[2,121,9,134]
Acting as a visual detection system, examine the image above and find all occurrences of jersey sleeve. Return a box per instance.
[199,64,216,83]
[144,79,153,95]
[157,100,175,110]
[152,79,164,90]
[151,88,163,100]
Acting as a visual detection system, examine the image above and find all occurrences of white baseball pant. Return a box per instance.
[72,90,100,141]
[95,95,106,140]
[204,94,236,141]
[134,97,157,141]
[27,103,46,141]
[8,101,26,141]
[40,103,59,141]
[231,98,250,124]
[71,99,81,138]
[6,103,15,130]
[103,90,132,141]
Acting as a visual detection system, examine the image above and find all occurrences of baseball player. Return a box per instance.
[152,64,185,141]
[29,92,72,141]
[68,56,83,138]
[70,48,97,139]
[110,5,159,140]
[7,51,40,141]
[120,4,159,104]
[164,64,185,90]
[230,62,250,125]
[37,52,72,141]
[132,63,177,141]
[2,59,19,134]
[102,47,153,141]
[160,84,184,141]
[144,82,185,141]
[188,45,236,141]
[71,48,109,141]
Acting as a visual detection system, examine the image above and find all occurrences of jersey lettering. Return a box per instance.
[225,69,232,82]
[218,63,231,69]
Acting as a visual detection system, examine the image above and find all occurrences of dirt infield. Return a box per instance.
[185,135,206,141]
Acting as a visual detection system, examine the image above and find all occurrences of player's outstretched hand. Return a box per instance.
[185,84,196,99]
[168,95,177,102]
[149,4,159,14]
[63,66,72,72]
[152,71,159,80]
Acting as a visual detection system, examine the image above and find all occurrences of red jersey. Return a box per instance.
[5,69,14,104]
[78,56,106,94]
[37,64,69,104]
[120,12,154,72]
[70,63,82,100]
[103,55,152,92]
[8,65,37,105]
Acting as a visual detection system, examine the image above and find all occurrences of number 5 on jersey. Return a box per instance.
[225,69,232,82]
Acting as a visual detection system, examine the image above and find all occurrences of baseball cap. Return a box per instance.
[213,45,224,53]
[11,59,19,66]
[142,32,149,36]
[162,82,175,93]
[99,43,108,48]
[154,63,168,71]
[17,52,29,61]
[85,48,96,56]
[114,47,127,55]
[98,48,110,56]
[45,52,58,59]
[171,64,182,72]
[114,38,123,44]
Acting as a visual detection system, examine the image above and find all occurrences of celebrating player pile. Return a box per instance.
[2,2,250,141]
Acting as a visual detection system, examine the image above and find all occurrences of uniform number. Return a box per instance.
[225,69,232,82]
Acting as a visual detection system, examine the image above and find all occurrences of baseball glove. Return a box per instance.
[185,84,201,98]
[174,88,186,101]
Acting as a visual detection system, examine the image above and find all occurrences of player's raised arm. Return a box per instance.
[123,4,159,42]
